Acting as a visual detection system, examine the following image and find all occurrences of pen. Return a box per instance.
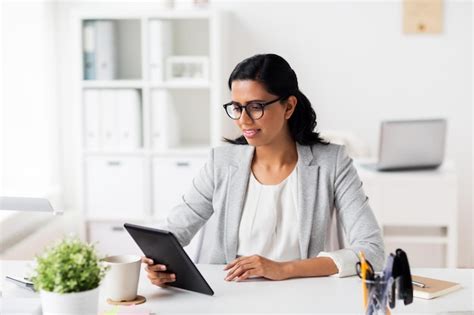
[412,280,426,288]
[5,276,36,292]
[358,251,369,308]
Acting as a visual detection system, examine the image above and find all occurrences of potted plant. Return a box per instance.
[30,237,108,315]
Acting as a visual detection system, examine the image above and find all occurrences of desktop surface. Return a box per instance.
[1,261,473,314]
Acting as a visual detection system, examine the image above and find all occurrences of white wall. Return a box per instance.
[210,0,472,267]
[51,0,471,267]
[1,1,61,196]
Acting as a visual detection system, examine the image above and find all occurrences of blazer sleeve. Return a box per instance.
[160,148,215,246]
[319,145,385,276]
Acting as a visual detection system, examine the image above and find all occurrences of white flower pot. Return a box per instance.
[40,287,99,315]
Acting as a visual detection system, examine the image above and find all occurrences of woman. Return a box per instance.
[143,54,384,286]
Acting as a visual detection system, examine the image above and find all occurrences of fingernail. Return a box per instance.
[160,265,166,271]
[171,274,176,279]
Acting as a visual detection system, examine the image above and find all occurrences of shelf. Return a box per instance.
[79,10,225,259]
[84,150,148,157]
[152,145,210,156]
[147,10,212,20]
[82,19,142,80]
[85,215,149,222]
[383,235,449,244]
[83,148,211,156]
[82,80,144,89]
[82,80,210,89]
[149,81,211,89]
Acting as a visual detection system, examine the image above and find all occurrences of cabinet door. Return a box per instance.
[152,156,206,220]
[381,176,456,226]
[88,221,142,257]
[85,156,147,220]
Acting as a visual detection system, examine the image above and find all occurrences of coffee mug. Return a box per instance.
[102,255,141,302]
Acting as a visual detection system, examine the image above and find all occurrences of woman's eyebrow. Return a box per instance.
[232,99,266,105]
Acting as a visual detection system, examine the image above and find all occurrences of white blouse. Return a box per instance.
[237,165,358,277]
[237,166,300,262]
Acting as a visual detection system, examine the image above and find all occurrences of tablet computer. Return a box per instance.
[123,223,214,296]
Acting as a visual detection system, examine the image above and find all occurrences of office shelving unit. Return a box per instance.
[357,163,458,268]
[74,8,231,258]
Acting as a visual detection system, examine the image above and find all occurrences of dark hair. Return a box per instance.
[224,54,329,146]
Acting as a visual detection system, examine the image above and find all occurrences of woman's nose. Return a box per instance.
[238,108,254,124]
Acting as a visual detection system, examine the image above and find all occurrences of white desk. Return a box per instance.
[1,261,472,314]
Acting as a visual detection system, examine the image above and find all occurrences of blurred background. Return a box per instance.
[0,0,472,269]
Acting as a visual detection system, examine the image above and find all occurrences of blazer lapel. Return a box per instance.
[224,145,254,263]
[296,144,320,259]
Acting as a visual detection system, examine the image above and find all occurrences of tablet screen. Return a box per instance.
[124,223,214,296]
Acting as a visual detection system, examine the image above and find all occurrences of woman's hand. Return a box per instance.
[223,255,290,281]
[142,256,176,288]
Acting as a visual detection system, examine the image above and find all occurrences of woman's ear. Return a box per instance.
[284,95,298,119]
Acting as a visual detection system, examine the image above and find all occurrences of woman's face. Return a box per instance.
[230,80,296,147]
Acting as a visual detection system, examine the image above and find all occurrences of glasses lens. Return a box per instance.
[226,103,242,119]
[246,103,263,120]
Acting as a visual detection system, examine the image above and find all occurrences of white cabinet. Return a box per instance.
[356,162,458,267]
[152,156,206,220]
[88,221,143,257]
[380,176,456,226]
[78,10,229,257]
[85,156,147,220]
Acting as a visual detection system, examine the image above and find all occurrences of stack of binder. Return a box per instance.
[83,20,117,80]
[149,20,172,82]
[151,90,180,150]
[84,89,142,150]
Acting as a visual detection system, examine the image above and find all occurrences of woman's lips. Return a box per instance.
[243,129,260,138]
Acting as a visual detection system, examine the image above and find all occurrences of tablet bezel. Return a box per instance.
[123,223,214,296]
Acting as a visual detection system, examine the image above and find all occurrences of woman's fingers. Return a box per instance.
[147,271,176,284]
[223,256,246,270]
[225,257,253,278]
[141,257,167,271]
[141,257,175,287]
[146,264,167,272]
[151,276,174,288]
[236,269,256,281]
[224,256,252,273]
[141,256,154,265]
[147,271,176,281]
[225,262,254,281]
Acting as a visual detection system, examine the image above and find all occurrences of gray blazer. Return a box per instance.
[165,142,385,271]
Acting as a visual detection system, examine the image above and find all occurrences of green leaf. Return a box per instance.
[30,236,109,293]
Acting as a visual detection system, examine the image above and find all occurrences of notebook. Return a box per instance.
[412,275,462,299]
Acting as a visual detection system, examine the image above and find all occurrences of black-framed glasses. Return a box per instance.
[222,96,286,120]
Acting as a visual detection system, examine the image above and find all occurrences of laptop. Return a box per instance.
[362,119,447,171]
